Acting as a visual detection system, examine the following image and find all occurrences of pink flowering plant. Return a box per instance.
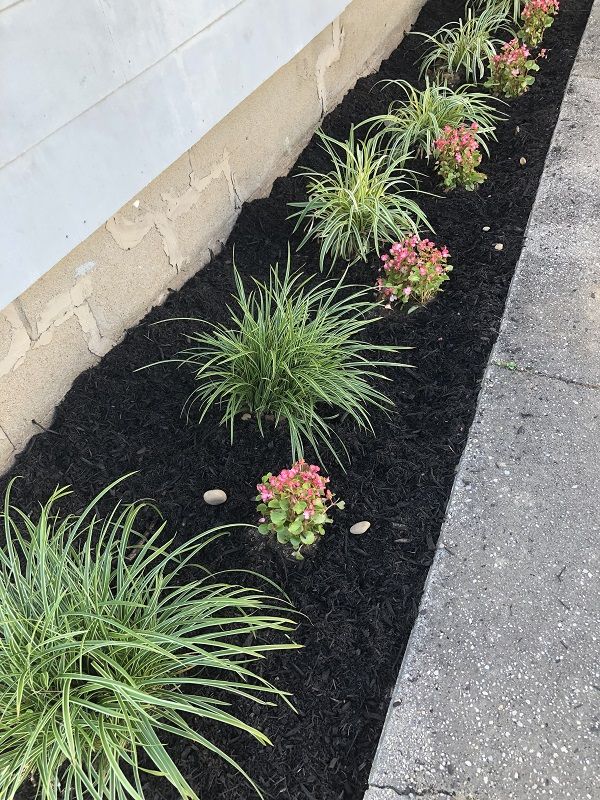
[256,460,344,559]
[377,236,452,309]
[485,39,543,99]
[434,123,486,191]
[519,0,559,48]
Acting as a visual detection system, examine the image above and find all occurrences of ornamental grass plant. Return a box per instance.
[475,0,523,23]
[288,126,431,270]
[414,5,514,83]
[0,477,298,800]
[145,261,409,465]
[363,78,505,158]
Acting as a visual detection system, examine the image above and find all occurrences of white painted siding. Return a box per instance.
[0,0,349,309]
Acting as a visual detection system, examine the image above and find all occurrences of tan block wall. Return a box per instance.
[0,0,425,472]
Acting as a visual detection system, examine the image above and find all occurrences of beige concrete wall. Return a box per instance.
[0,0,425,473]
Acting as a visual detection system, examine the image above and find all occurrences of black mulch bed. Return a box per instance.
[6,0,592,798]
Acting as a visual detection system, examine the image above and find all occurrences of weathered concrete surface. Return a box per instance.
[365,789,452,800]
[368,368,600,799]
[493,75,600,387]
[571,0,600,79]
[366,5,600,799]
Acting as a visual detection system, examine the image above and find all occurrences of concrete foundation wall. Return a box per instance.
[0,0,425,472]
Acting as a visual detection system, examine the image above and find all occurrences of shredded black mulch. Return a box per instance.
[5,0,592,798]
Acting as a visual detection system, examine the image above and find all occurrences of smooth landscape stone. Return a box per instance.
[203,489,227,506]
[350,520,370,535]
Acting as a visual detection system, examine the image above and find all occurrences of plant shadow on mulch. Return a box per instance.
[6,0,592,798]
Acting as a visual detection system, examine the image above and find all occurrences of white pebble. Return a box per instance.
[519,156,527,166]
[241,413,251,421]
[350,520,371,535]
[482,226,490,231]
[494,243,504,251]
[203,489,227,506]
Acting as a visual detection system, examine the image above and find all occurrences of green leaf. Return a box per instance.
[288,519,303,534]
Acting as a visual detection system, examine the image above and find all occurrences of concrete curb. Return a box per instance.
[365,3,600,799]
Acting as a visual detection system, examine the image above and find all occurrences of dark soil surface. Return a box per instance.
[5,0,592,798]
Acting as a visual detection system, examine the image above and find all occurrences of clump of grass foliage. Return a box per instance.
[288,126,431,270]
[145,261,409,465]
[0,477,298,800]
[475,0,523,23]
[362,78,506,158]
[414,5,514,83]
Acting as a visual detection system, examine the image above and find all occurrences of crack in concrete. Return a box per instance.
[0,424,15,450]
[370,784,459,798]
[108,151,237,273]
[0,304,31,376]
[73,301,113,358]
[228,163,242,210]
[493,360,600,391]
[12,298,35,341]
[571,69,600,82]
[316,18,345,116]
[0,276,114,378]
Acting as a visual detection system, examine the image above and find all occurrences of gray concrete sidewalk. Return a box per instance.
[364,4,600,799]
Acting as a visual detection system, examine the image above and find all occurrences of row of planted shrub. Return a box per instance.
[0,1,561,799]
[146,0,560,556]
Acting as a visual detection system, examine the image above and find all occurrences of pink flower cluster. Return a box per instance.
[491,38,531,68]
[486,39,541,99]
[257,459,332,521]
[522,0,559,18]
[521,0,559,47]
[256,459,343,559]
[377,236,452,307]
[434,124,486,191]
[435,122,480,164]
